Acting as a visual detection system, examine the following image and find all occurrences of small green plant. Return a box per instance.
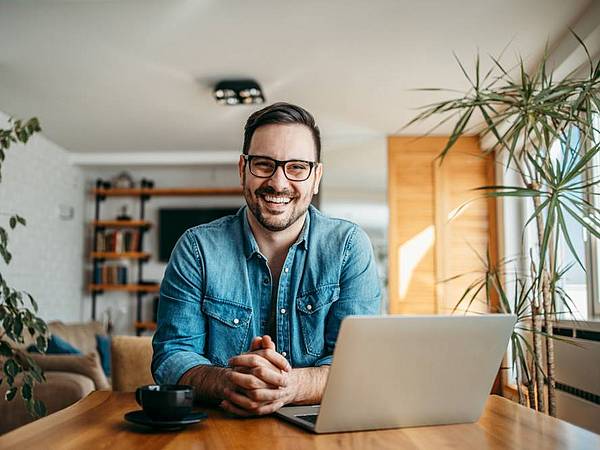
[0,117,49,418]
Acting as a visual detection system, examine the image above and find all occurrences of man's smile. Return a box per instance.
[262,194,292,204]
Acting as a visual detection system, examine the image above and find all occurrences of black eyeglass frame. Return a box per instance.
[242,154,317,182]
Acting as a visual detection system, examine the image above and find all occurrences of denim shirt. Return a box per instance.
[152,205,381,385]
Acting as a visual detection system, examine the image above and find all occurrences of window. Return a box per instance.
[546,122,599,321]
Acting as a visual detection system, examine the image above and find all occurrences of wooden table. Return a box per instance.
[1,392,598,449]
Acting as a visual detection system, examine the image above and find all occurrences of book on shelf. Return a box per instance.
[95,229,141,253]
[93,264,128,285]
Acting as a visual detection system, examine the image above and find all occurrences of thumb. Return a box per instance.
[249,336,262,352]
[261,335,276,350]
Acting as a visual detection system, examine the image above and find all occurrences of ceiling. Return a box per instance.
[0,0,593,153]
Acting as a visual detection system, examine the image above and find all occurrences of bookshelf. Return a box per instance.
[89,178,243,335]
[89,284,161,293]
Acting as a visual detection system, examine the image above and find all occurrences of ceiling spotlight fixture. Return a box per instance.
[213,79,265,105]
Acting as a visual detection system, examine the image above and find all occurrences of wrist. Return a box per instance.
[218,367,233,399]
[287,369,301,404]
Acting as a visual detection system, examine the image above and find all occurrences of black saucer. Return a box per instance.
[124,410,207,431]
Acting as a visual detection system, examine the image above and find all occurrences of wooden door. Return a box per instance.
[387,136,496,314]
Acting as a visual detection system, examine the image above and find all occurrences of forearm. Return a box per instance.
[179,365,231,405]
[291,366,330,405]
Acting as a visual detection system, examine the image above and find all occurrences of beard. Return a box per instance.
[243,173,314,232]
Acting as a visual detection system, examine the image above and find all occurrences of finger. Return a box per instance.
[221,398,283,417]
[227,370,276,390]
[224,387,266,412]
[229,350,288,386]
[261,335,276,350]
[243,388,285,403]
[223,390,284,416]
[220,400,254,417]
[233,350,290,372]
[232,365,251,374]
[250,365,288,387]
[249,336,262,352]
[228,353,271,369]
[256,348,291,372]
[251,400,285,416]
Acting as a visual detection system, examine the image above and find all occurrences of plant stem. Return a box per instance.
[530,182,556,416]
[543,272,557,416]
[531,302,545,412]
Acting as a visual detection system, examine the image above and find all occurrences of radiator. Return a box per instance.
[553,321,600,434]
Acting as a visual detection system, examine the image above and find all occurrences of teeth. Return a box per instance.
[264,195,291,204]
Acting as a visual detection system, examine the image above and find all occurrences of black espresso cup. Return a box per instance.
[135,384,194,420]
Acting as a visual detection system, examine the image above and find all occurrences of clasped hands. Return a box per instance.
[220,335,297,416]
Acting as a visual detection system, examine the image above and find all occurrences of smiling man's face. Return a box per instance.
[239,124,322,232]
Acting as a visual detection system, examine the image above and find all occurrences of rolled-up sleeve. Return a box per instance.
[152,230,212,384]
[316,226,382,366]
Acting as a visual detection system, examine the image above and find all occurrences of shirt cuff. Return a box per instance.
[314,355,333,366]
[153,351,213,385]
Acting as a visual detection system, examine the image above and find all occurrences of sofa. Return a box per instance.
[0,321,110,434]
[111,335,153,391]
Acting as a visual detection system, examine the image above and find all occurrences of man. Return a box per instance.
[152,102,381,416]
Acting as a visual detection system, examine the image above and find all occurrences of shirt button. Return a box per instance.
[306,304,312,311]
[280,308,286,314]
[233,318,240,325]
[284,267,289,273]
[281,351,287,358]
[263,278,269,285]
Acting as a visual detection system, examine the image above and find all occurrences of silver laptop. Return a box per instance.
[276,314,516,433]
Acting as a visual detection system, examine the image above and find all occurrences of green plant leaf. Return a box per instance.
[35,336,47,353]
[0,340,12,357]
[25,292,38,313]
[556,203,585,270]
[13,315,23,337]
[0,246,12,264]
[33,399,47,417]
[21,382,32,400]
[5,387,17,401]
[3,359,19,378]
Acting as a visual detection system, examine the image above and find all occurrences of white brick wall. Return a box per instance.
[0,111,85,322]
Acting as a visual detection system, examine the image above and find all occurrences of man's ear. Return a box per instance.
[238,155,246,187]
[313,163,323,195]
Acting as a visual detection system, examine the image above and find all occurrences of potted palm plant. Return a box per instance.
[0,117,48,418]
[407,37,600,416]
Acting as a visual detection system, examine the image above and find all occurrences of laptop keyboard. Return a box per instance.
[297,414,319,424]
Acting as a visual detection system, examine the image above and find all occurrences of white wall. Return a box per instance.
[0,111,85,323]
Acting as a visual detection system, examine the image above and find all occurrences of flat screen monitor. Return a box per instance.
[158,207,239,262]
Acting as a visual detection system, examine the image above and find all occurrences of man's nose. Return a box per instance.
[267,164,289,190]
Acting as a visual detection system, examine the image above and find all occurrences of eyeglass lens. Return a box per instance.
[250,157,312,181]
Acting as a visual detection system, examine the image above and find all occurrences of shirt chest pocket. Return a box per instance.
[296,285,340,357]
[201,296,253,366]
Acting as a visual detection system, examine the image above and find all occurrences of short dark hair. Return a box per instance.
[242,102,321,162]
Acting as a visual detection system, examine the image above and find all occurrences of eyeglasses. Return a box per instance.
[243,155,316,182]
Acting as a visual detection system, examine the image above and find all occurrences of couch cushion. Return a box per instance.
[27,334,82,355]
[96,334,111,377]
[28,352,110,390]
[47,321,106,356]
[111,336,153,392]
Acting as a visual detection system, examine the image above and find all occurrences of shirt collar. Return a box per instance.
[241,206,261,260]
[241,205,311,260]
